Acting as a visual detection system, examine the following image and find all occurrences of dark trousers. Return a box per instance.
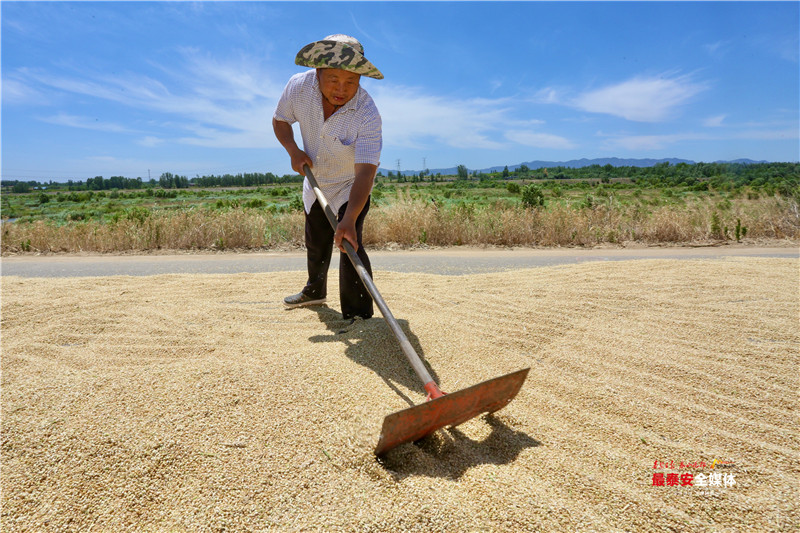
[302,198,373,319]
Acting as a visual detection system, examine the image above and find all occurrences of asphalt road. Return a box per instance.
[1,246,796,277]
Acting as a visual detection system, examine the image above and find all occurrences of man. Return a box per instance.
[273,35,383,320]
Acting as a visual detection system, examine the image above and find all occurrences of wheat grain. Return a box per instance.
[1,258,798,531]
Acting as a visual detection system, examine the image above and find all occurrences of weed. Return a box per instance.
[735,218,747,242]
[710,212,725,239]
[124,207,151,225]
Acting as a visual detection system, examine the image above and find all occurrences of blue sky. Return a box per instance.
[2,1,798,182]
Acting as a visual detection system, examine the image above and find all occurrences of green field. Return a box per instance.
[2,162,798,253]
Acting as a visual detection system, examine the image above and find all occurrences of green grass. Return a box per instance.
[1,185,305,225]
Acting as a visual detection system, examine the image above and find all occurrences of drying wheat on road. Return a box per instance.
[2,257,798,531]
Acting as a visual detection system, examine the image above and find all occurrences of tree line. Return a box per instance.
[3,162,798,195]
[3,171,303,193]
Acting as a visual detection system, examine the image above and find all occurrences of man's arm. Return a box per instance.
[334,163,377,252]
[272,118,313,175]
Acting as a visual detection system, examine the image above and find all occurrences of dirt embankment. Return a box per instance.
[2,257,798,531]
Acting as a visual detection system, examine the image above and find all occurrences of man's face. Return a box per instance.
[317,68,360,107]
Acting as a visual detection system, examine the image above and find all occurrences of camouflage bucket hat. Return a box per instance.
[295,34,383,80]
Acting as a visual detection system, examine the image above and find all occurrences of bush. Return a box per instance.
[214,199,240,209]
[521,184,545,209]
[289,195,304,212]
[270,187,291,197]
[244,198,266,209]
[154,189,178,199]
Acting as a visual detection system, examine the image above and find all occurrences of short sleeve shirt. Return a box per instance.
[273,69,382,214]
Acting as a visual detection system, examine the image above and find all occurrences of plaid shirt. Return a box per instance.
[274,69,382,214]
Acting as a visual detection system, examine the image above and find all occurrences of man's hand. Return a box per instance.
[273,118,313,175]
[334,214,358,253]
[334,163,377,253]
[290,150,314,177]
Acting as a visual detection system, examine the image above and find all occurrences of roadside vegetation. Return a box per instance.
[2,162,798,254]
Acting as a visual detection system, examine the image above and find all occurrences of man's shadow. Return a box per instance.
[303,306,541,480]
[307,305,438,407]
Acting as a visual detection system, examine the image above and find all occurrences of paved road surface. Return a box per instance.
[1,246,796,277]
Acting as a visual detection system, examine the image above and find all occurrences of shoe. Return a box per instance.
[284,292,326,308]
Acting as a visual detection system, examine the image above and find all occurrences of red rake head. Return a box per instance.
[374,368,529,456]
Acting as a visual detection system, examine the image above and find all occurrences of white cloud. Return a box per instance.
[40,112,131,133]
[86,155,120,163]
[21,56,560,153]
[168,47,281,102]
[375,83,576,153]
[530,87,561,105]
[371,84,512,150]
[138,136,165,147]
[14,52,284,150]
[176,126,273,149]
[2,77,46,105]
[704,40,730,58]
[505,130,575,150]
[601,133,687,151]
[599,124,799,152]
[703,114,726,127]
[731,128,799,141]
[572,74,708,122]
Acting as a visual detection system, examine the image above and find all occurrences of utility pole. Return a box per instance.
[396,159,401,177]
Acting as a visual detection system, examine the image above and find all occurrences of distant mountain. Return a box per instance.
[714,158,770,165]
[379,157,771,176]
[484,157,696,173]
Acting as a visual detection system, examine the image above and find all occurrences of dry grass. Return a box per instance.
[365,192,800,247]
[1,194,798,254]
[2,257,798,531]
[1,209,306,254]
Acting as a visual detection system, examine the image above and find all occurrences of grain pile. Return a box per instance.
[2,257,798,532]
